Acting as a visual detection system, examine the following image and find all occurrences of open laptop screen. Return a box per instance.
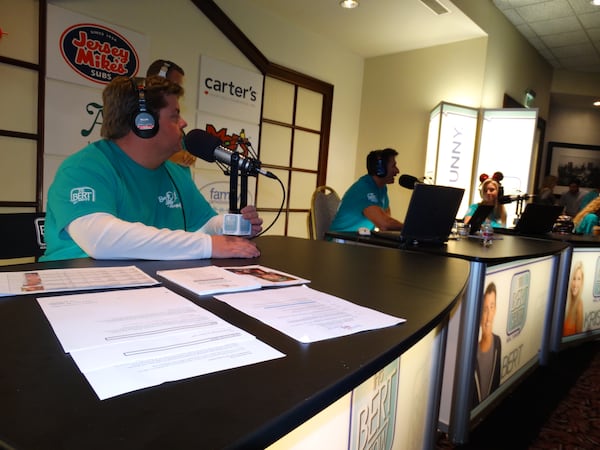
[514,203,563,234]
[399,184,464,244]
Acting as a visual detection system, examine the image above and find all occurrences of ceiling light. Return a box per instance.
[594,100,600,107]
[339,0,359,9]
[591,0,600,6]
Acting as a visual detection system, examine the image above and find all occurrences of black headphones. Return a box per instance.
[367,150,387,177]
[130,78,159,139]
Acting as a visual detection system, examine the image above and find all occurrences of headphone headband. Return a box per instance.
[158,61,171,78]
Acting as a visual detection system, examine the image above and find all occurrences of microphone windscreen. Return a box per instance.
[183,129,222,162]
[398,174,419,189]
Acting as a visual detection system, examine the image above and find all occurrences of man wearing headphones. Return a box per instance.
[329,148,404,232]
[41,75,262,261]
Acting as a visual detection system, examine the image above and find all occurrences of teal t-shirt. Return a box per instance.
[41,139,217,261]
[329,174,389,232]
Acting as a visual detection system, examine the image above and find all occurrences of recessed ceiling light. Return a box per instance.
[339,0,359,9]
[591,0,600,6]
[594,100,600,106]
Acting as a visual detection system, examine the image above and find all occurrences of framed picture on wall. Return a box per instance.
[546,142,600,194]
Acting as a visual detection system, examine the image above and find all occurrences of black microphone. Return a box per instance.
[399,174,421,189]
[499,194,534,204]
[184,129,276,178]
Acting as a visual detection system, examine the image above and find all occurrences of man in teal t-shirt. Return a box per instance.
[329,148,404,233]
[42,75,262,261]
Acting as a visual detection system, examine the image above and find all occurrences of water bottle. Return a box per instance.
[481,219,494,247]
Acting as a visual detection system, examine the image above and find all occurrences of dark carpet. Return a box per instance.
[436,339,600,450]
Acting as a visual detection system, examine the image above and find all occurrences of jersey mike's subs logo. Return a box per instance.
[59,24,139,84]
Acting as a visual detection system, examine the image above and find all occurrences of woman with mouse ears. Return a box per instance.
[463,172,507,228]
[329,148,404,233]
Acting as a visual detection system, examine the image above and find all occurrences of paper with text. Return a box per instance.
[0,266,157,296]
[156,265,262,296]
[37,286,285,399]
[215,285,406,343]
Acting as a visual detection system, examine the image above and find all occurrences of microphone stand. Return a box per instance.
[225,153,251,235]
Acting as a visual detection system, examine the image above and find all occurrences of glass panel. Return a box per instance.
[296,87,322,130]
[260,211,286,236]
[260,123,292,167]
[292,130,320,170]
[289,171,317,210]
[257,168,288,209]
[0,136,37,201]
[287,211,309,239]
[262,77,294,123]
[0,64,38,133]
[0,0,39,63]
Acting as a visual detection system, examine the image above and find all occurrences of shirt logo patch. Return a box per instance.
[70,187,96,204]
[367,192,378,203]
[159,191,182,209]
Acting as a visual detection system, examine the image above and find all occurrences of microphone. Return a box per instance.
[499,194,534,204]
[183,129,275,178]
[399,174,424,189]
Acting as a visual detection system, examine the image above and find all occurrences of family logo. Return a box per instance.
[70,187,95,204]
[507,270,530,338]
[60,24,139,84]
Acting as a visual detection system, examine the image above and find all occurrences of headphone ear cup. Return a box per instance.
[375,157,386,177]
[131,80,159,139]
[131,110,158,138]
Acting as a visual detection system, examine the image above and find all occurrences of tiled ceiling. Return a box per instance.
[492,0,600,73]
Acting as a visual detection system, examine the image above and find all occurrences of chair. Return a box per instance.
[307,186,340,240]
[0,213,46,261]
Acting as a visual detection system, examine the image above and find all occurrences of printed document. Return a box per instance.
[156,265,310,296]
[0,266,157,296]
[37,286,285,400]
[215,285,405,343]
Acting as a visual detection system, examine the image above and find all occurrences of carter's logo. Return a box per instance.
[59,24,139,85]
[70,187,96,204]
[367,193,378,203]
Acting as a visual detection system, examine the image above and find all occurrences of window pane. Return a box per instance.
[260,123,291,166]
[260,211,286,236]
[257,168,288,209]
[287,212,309,239]
[0,65,38,134]
[296,87,322,130]
[0,0,38,63]
[289,171,317,210]
[262,77,294,123]
[0,136,37,201]
[292,130,320,170]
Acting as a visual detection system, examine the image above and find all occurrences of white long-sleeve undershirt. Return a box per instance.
[68,212,224,260]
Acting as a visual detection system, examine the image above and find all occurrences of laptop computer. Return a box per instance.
[512,203,563,234]
[465,204,494,235]
[373,183,464,246]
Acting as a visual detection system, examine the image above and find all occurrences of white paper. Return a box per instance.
[37,287,285,399]
[221,265,310,287]
[0,266,157,296]
[215,285,406,343]
[156,265,262,296]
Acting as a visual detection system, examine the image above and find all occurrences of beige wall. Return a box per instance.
[358,38,488,215]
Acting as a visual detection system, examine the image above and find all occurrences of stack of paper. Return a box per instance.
[37,287,285,400]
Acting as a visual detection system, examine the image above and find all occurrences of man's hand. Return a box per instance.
[211,235,260,258]
[240,205,263,236]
